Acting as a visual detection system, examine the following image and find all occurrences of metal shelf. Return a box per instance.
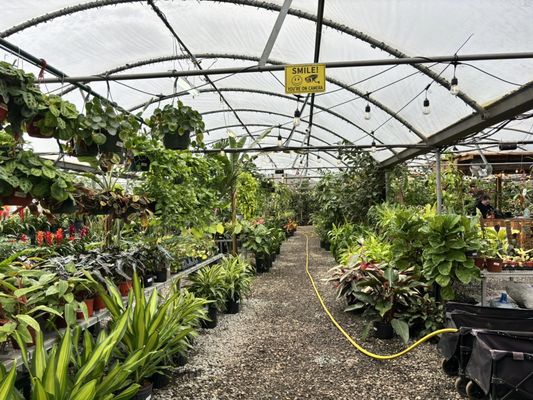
[0,253,224,370]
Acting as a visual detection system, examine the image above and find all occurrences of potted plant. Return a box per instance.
[242,223,272,272]
[420,214,482,300]
[189,264,227,328]
[0,61,43,138]
[220,255,253,314]
[481,227,508,272]
[148,101,205,150]
[26,95,80,140]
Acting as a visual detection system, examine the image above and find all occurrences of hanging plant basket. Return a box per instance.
[0,191,32,207]
[0,99,7,123]
[99,132,125,155]
[26,116,50,138]
[130,155,151,172]
[45,198,77,214]
[163,131,190,150]
[74,140,98,157]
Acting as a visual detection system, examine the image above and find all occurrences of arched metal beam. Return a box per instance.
[72,53,425,142]
[129,87,397,149]
[204,123,343,168]
[0,0,483,113]
[202,108,355,146]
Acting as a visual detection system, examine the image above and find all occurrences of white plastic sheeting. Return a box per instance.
[1,0,532,171]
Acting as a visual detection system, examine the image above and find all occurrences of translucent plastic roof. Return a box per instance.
[2,0,533,172]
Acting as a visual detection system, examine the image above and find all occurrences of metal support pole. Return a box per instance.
[259,0,292,66]
[33,51,533,83]
[436,149,443,214]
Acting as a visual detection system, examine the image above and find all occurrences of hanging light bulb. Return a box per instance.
[423,98,431,115]
[364,103,371,120]
[317,154,321,160]
[450,76,459,96]
[371,140,377,153]
[219,149,226,156]
[277,134,283,147]
[293,109,301,127]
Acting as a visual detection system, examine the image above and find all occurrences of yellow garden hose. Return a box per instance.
[304,234,458,360]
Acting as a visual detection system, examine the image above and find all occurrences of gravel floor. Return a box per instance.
[155,226,461,400]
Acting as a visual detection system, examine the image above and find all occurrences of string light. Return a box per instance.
[422,97,431,115]
[277,125,282,147]
[219,149,226,156]
[371,140,377,153]
[293,109,301,127]
[450,64,459,96]
[364,103,371,120]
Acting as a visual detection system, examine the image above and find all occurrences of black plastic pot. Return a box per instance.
[154,269,168,282]
[49,198,77,214]
[143,275,154,287]
[163,131,190,150]
[202,305,218,329]
[130,155,151,172]
[174,351,188,367]
[99,132,125,155]
[319,240,325,249]
[74,140,98,157]
[132,381,153,400]
[373,320,394,340]
[225,298,240,314]
[255,255,267,273]
[324,241,331,251]
[151,372,170,389]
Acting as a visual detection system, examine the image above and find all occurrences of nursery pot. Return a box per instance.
[0,100,7,123]
[202,305,218,329]
[94,295,106,312]
[174,351,188,367]
[324,241,331,251]
[486,258,503,273]
[473,257,486,270]
[255,255,267,273]
[74,140,98,157]
[130,155,151,172]
[0,191,32,207]
[163,131,190,150]
[118,280,133,296]
[76,298,95,319]
[26,116,50,138]
[49,198,77,214]
[143,274,154,287]
[99,132,125,155]
[154,268,169,283]
[319,240,326,249]
[151,372,170,389]
[133,381,153,400]
[373,320,394,340]
[225,298,240,314]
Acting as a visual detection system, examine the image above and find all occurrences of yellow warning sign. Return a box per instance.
[285,64,326,94]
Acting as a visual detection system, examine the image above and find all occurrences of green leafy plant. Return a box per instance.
[189,264,227,311]
[15,311,143,400]
[220,255,253,302]
[0,61,43,136]
[242,223,272,256]
[480,226,508,259]
[31,95,80,140]
[0,363,23,400]
[420,214,481,300]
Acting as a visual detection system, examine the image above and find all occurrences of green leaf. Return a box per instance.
[391,319,410,344]
[50,181,68,202]
[0,362,17,399]
[15,314,40,332]
[435,274,450,287]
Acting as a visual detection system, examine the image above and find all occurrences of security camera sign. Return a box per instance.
[285,64,326,94]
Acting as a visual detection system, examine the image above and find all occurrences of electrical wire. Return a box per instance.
[304,233,458,360]
[459,62,523,86]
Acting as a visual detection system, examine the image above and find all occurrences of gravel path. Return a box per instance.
[155,226,460,400]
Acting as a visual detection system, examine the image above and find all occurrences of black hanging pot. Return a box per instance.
[151,372,171,389]
[225,298,240,314]
[99,132,125,155]
[48,198,77,214]
[74,140,98,157]
[132,381,153,400]
[130,155,151,172]
[201,305,218,329]
[163,131,190,150]
[373,320,394,340]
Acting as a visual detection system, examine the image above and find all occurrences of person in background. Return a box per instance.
[475,194,495,218]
